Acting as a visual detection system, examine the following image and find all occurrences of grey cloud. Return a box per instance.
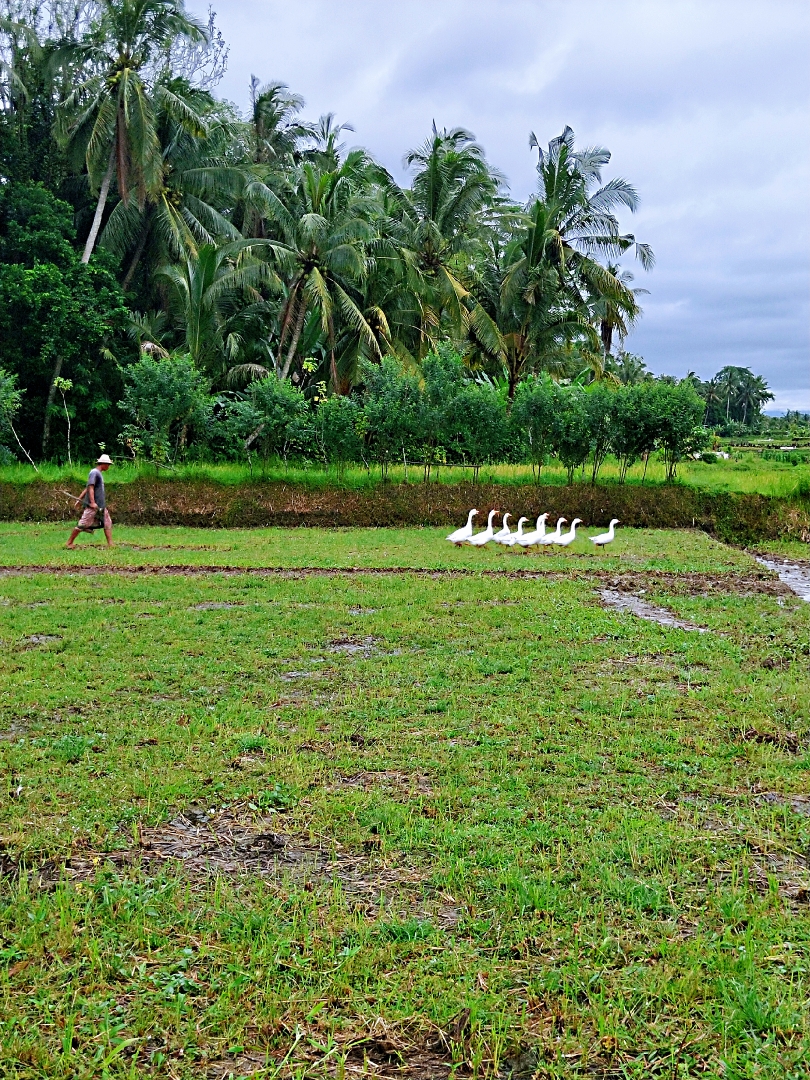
[201,0,810,407]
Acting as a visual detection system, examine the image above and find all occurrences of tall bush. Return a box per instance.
[361,358,425,478]
[445,382,507,481]
[120,353,212,464]
[204,396,265,465]
[512,375,557,478]
[249,377,311,461]
[584,381,615,485]
[315,395,364,474]
[0,182,131,461]
[550,386,591,484]
[650,381,707,481]
[421,347,507,480]
[0,367,24,462]
[611,384,654,482]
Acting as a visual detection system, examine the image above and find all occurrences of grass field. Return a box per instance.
[3,449,810,498]
[2,526,810,1078]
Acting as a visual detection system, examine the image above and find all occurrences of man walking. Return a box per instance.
[66,454,113,548]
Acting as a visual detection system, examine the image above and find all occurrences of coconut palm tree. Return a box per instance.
[302,112,354,171]
[248,76,309,165]
[156,238,278,374]
[100,77,244,288]
[736,369,774,425]
[497,127,653,396]
[605,351,650,385]
[715,365,744,423]
[56,0,208,263]
[397,124,504,356]
[592,264,648,355]
[252,152,383,388]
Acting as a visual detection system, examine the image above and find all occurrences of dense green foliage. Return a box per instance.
[0,180,132,457]
[0,0,776,469]
[109,345,707,483]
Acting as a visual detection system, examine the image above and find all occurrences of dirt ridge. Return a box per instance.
[2,479,810,541]
[0,562,790,596]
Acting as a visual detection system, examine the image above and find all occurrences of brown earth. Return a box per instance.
[2,479,810,541]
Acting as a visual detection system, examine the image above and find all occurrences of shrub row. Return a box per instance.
[118,348,708,483]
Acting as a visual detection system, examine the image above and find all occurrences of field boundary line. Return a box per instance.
[0,562,787,594]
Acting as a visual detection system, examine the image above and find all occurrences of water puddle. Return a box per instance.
[757,792,810,817]
[599,590,706,632]
[754,557,810,602]
[24,634,63,646]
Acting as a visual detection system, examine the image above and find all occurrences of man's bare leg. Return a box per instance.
[104,518,113,547]
[66,527,81,549]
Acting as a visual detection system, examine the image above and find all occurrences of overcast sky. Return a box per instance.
[199,0,809,409]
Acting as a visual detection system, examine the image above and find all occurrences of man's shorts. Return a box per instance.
[77,507,112,531]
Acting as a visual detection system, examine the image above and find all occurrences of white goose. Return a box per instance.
[516,513,548,548]
[446,508,478,545]
[590,518,620,551]
[500,517,529,547]
[536,516,567,547]
[467,509,499,547]
[552,518,582,548]
[491,512,513,545]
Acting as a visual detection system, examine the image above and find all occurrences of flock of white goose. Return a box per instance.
[446,509,620,550]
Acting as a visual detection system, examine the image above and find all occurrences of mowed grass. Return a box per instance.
[1,528,810,1078]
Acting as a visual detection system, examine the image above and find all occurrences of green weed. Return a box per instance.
[1,528,809,1076]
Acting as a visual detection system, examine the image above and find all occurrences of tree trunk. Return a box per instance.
[122,219,149,291]
[275,280,301,373]
[327,315,342,394]
[600,320,612,355]
[82,146,116,264]
[280,297,308,380]
[41,353,64,457]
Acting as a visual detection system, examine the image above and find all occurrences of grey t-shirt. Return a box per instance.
[83,467,106,509]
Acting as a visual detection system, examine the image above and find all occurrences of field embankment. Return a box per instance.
[2,477,810,542]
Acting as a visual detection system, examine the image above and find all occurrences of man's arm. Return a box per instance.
[75,485,88,507]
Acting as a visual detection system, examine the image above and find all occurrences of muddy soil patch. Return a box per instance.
[599,590,707,632]
[0,720,27,742]
[657,799,810,907]
[328,770,435,798]
[598,569,789,598]
[21,633,62,647]
[0,565,790,599]
[29,806,425,899]
[191,601,245,610]
[329,635,381,656]
[756,792,810,817]
[743,728,804,753]
[206,1019,462,1080]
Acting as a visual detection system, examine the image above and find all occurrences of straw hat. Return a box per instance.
[96,454,113,465]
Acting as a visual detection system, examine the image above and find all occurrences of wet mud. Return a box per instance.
[599,589,707,632]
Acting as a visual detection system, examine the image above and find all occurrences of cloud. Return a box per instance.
[200,0,810,406]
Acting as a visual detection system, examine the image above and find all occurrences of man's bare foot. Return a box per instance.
[66,544,76,549]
